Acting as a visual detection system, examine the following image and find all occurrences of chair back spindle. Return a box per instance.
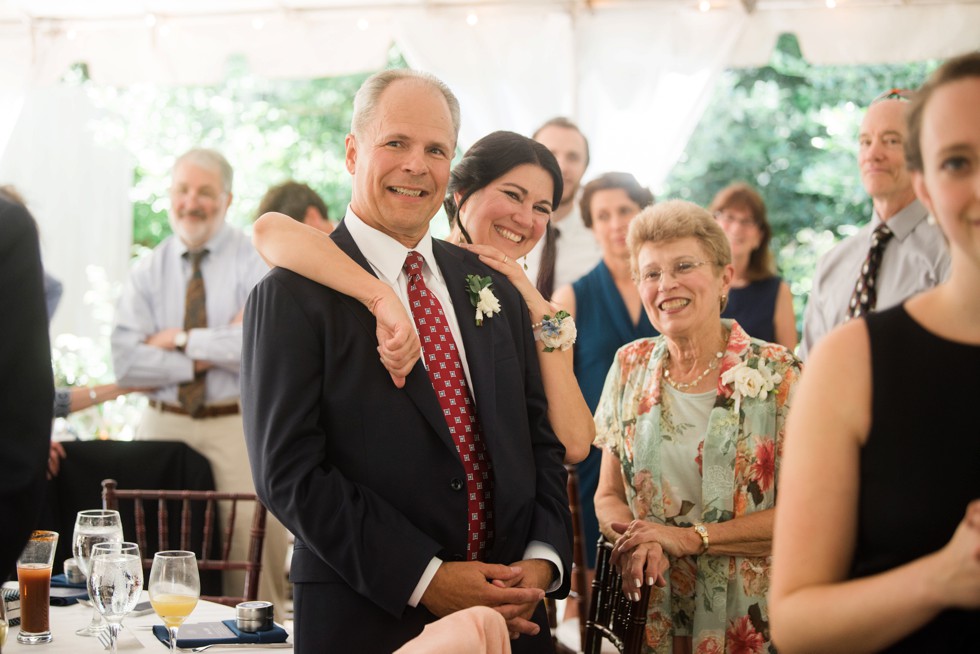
[102,478,268,607]
[584,536,651,654]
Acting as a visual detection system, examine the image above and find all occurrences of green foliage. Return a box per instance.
[87,48,409,253]
[662,34,938,328]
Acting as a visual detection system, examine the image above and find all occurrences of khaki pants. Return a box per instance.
[137,406,290,619]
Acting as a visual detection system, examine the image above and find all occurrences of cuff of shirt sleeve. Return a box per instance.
[408,557,443,608]
[525,541,563,593]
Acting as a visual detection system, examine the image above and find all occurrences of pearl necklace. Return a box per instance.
[663,350,724,391]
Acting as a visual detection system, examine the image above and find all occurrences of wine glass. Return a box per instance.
[72,509,123,636]
[149,551,200,654]
[88,542,143,654]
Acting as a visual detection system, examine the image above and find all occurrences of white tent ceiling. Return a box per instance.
[2,0,979,89]
[1,0,977,343]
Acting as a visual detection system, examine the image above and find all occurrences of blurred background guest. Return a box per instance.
[594,200,801,654]
[799,87,950,359]
[710,182,797,349]
[552,171,657,569]
[0,193,55,579]
[525,117,599,299]
[256,180,333,234]
[770,51,980,653]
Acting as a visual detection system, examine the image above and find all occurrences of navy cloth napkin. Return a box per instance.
[48,573,89,606]
[152,619,289,648]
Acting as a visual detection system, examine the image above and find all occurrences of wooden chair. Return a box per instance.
[102,478,268,607]
[583,537,651,654]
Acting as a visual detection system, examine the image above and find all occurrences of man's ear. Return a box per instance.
[345,133,357,175]
[911,171,935,217]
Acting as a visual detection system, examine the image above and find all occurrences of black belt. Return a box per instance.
[148,399,240,419]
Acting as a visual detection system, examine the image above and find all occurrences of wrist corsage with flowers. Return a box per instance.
[532,310,577,352]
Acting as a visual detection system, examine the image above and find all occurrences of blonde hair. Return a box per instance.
[628,199,732,280]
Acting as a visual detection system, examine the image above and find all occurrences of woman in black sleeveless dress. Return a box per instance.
[768,52,980,652]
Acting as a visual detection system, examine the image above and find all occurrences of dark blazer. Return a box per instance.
[0,198,54,579]
[242,222,571,652]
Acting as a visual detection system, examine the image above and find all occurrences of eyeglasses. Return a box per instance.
[638,259,712,284]
[871,88,913,105]
[714,211,757,228]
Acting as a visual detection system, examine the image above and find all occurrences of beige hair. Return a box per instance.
[351,69,461,143]
[628,199,732,280]
[173,148,233,194]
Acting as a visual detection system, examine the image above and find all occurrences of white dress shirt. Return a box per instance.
[343,207,563,606]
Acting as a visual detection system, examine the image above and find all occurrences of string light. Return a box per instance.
[826,0,837,6]
[357,17,369,31]
[252,17,265,30]
[466,12,479,26]
[67,28,77,40]
[144,13,157,27]
[699,0,711,11]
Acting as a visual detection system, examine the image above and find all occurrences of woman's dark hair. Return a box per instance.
[579,172,655,228]
[443,131,562,298]
[906,51,980,172]
[709,182,775,281]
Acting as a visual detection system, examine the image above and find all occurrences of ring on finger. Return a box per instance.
[503,256,509,264]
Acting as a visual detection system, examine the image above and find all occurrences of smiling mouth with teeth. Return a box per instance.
[659,298,690,311]
[390,186,424,197]
[494,226,524,243]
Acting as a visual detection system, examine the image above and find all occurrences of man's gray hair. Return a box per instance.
[173,148,234,194]
[351,69,461,143]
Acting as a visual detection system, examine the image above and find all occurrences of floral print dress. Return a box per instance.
[594,320,801,654]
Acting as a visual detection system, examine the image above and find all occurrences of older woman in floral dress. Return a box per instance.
[593,200,802,654]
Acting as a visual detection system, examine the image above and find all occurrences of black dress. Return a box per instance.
[851,304,980,651]
[722,275,781,343]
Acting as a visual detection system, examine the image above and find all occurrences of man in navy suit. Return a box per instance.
[241,70,571,653]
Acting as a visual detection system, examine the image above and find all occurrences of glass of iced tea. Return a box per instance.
[16,530,59,645]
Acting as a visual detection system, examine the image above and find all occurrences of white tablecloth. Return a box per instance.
[5,592,293,652]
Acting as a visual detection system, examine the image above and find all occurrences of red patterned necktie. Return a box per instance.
[848,223,893,319]
[178,249,208,416]
[403,251,493,560]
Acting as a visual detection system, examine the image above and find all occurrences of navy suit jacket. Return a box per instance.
[242,222,571,651]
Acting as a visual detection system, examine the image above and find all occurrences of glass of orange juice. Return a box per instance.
[149,551,200,653]
[16,530,59,644]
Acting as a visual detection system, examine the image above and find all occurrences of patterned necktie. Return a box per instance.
[178,250,208,416]
[403,251,493,560]
[848,223,894,319]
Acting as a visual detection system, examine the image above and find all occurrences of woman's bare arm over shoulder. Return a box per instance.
[252,212,419,386]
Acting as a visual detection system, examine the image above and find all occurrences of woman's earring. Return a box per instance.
[522,256,528,271]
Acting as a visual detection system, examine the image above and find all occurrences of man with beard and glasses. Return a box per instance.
[111,148,288,613]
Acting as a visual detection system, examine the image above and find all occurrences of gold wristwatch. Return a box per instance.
[693,522,709,554]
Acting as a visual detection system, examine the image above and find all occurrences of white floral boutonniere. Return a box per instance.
[720,358,782,413]
[535,310,577,352]
[465,274,501,326]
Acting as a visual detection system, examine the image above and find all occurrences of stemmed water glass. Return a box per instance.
[149,551,200,653]
[88,542,143,654]
[72,509,123,636]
